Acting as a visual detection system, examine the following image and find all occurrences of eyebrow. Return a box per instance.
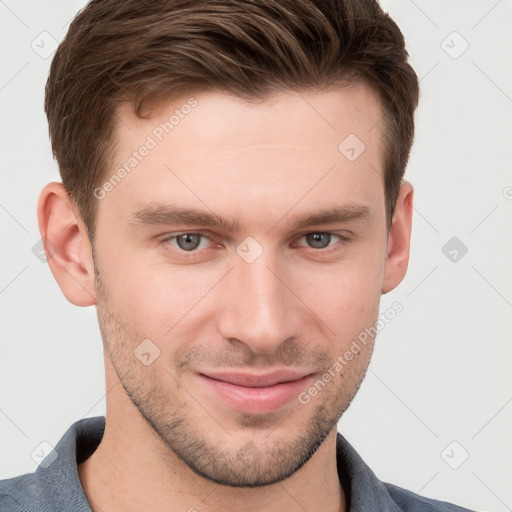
[129,203,372,233]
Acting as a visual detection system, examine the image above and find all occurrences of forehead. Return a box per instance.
[116,82,383,152]
[99,84,385,229]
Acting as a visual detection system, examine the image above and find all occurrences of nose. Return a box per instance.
[217,244,302,355]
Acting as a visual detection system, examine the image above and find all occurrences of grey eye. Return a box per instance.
[305,233,332,249]
[176,233,203,251]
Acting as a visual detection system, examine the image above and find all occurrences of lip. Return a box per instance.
[198,370,315,415]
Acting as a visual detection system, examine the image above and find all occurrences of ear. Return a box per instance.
[382,180,414,294]
[37,182,97,306]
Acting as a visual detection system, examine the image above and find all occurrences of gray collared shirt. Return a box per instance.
[0,416,475,511]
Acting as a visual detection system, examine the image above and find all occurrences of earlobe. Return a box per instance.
[37,182,97,306]
[381,180,414,295]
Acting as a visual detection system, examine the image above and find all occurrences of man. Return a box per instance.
[0,0,476,510]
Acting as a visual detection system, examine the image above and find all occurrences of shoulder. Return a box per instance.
[385,482,477,512]
[335,431,477,512]
[0,472,37,511]
[0,416,105,512]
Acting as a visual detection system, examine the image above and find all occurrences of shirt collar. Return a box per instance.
[12,415,400,511]
[336,428,402,511]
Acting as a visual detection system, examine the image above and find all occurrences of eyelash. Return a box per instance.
[160,231,351,255]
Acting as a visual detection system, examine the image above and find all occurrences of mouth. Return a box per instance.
[197,369,315,415]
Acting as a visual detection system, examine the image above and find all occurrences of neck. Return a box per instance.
[78,367,346,512]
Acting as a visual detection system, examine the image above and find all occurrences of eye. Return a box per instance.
[160,231,350,256]
[163,232,214,252]
[295,232,349,250]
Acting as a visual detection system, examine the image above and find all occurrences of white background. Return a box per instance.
[1,1,511,510]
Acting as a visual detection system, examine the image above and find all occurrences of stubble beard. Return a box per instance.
[94,271,373,488]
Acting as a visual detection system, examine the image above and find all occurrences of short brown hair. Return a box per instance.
[45,0,419,240]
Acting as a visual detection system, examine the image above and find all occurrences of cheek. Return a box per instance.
[104,262,219,345]
[300,249,383,316]
[95,256,171,341]
[97,227,385,349]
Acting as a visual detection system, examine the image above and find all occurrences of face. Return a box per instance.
[93,84,388,487]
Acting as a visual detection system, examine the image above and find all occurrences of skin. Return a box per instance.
[38,83,413,512]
